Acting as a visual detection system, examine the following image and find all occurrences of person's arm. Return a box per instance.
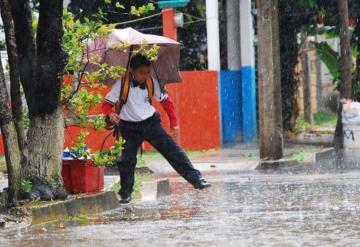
[160,96,179,129]
[102,79,122,124]
[153,78,180,138]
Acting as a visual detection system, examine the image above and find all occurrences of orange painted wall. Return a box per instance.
[1,71,220,155]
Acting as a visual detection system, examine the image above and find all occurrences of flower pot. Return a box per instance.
[62,159,104,193]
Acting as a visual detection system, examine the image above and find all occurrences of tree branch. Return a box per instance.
[0,0,25,151]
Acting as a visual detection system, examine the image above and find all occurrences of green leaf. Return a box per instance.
[312,41,340,82]
[21,179,32,193]
[115,2,124,9]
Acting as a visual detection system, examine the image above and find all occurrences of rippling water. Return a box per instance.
[2,171,360,247]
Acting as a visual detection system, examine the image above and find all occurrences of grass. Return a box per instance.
[288,150,306,163]
[110,172,152,200]
[313,112,337,127]
[294,117,312,133]
[243,152,256,158]
[137,149,209,166]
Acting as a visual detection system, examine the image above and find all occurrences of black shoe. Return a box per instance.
[119,195,132,204]
[193,178,211,190]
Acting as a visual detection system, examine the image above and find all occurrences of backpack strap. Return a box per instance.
[115,71,131,115]
[145,76,154,104]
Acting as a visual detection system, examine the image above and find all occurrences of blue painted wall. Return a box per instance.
[219,68,257,145]
[220,71,243,144]
[241,66,257,142]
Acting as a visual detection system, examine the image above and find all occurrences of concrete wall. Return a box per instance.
[0,69,259,155]
[64,71,221,152]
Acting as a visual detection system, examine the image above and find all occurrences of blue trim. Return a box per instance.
[219,71,242,145]
[241,66,257,142]
[217,72,223,146]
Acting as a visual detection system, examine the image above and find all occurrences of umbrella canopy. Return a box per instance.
[85,27,182,86]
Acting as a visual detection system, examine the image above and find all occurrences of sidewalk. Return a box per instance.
[143,143,330,177]
[0,143,332,193]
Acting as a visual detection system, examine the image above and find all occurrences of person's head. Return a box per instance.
[130,54,151,84]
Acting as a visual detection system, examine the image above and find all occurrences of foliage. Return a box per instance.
[92,138,125,166]
[279,0,360,130]
[289,150,306,163]
[61,3,160,165]
[313,111,338,126]
[312,42,341,83]
[130,3,155,16]
[21,179,32,193]
[69,130,91,159]
[110,172,151,199]
[294,117,311,134]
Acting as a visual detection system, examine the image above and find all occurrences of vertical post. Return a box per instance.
[315,35,323,111]
[300,33,313,124]
[334,0,352,149]
[240,0,257,142]
[206,0,220,71]
[226,0,241,70]
[162,8,177,41]
[257,0,283,160]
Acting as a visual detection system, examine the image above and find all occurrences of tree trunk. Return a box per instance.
[257,0,284,160]
[10,0,37,112]
[334,0,352,150]
[315,35,323,111]
[22,0,66,189]
[10,0,66,192]
[0,58,22,203]
[26,108,64,185]
[300,32,313,124]
[0,0,25,152]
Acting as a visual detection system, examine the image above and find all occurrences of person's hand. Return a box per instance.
[108,112,120,124]
[171,126,180,141]
[340,98,353,104]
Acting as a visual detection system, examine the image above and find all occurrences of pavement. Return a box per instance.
[143,143,329,177]
[3,161,360,246]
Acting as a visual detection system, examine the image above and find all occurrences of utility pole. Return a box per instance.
[334,0,352,150]
[257,0,283,160]
[206,0,220,71]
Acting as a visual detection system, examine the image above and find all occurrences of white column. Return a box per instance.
[63,0,70,8]
[226,0,241,70]
[206,0,221,71]
[240,0,255,67]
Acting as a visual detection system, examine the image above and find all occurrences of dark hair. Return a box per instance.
[130,54,151,70]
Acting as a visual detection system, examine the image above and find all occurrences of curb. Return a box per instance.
[314,148,336,163]
[141,179,170,201]
[105,166,154,176]
[10,178,171,226]
[256,159,299,170]
[22,191,119,225]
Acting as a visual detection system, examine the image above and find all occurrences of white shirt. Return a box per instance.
[105,76,168,122]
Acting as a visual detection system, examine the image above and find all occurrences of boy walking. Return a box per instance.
[102,54,210,203]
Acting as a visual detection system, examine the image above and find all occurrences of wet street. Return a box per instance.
[2,166,360,246]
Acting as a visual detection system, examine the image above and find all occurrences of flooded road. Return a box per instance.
[2,169,360,246]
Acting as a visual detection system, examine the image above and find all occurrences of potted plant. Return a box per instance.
[62,130,124,194]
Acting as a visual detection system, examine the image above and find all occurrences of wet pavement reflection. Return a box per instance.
[2,169,360,246]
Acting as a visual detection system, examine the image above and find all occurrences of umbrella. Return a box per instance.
[84,27,182,86]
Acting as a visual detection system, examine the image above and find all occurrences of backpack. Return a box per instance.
[105,70,154,130]
[117,70,155,110]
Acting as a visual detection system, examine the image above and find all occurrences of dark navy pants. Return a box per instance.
[117,112,202,198]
